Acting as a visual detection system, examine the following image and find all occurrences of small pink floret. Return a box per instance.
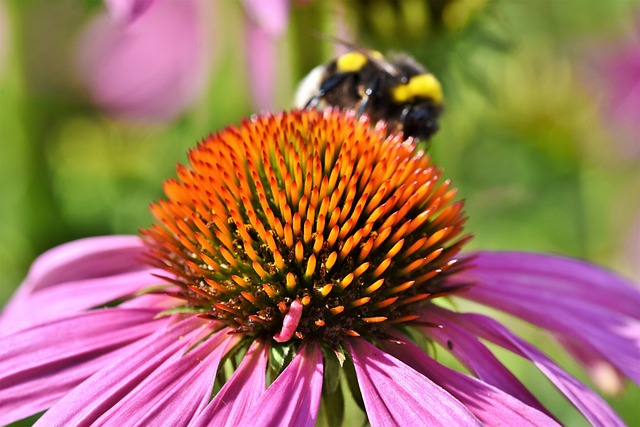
[273,299,303,343]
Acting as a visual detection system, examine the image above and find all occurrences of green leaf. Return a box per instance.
[268,343,297,384]
[317,376,345,427]
[321,344,344,394]
[343,357,366,414]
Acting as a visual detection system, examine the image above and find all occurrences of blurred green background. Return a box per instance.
[0,0,638,425]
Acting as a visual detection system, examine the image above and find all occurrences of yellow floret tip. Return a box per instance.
[391,74,443,105]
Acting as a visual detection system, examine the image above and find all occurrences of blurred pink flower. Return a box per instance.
[105,0,155,24]
[593,20,640,157]
[0,0,10,75]
[243,0,290,111]
[78,0,212,122]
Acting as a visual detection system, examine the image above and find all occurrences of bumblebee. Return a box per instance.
[294,50,443,141]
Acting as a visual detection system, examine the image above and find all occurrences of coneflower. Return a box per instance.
[1,109,637,426]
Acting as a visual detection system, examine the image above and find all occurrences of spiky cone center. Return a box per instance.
[143,109,470,344]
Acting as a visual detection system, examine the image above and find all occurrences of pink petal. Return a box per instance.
[118,292,178,310]
[243,0,290,37]
[78,0,211,122]
[433,308,626,427]
[191,340,268,427]
[238,341,323,427]
[349,338,481,426]
[0,308,165,426]
[95,328,241,425]
[556,334,626,394]
[105,0,155,24]
[8,235,146,297]
[34,316,209,426]
[417,305,548,414]
[0,268,168,334]
[457,251,640,383]
[381,337,560,426]
[459,251,639,316]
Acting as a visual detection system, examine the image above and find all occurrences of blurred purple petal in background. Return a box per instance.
[0,0,10,76]
[597,20,640,157]
[243,0,290,111]
[244,0,289,38]
[105,0,155,24]
[78,0,212,123]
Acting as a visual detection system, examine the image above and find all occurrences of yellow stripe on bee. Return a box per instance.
[391,74,443,105]
[336,52,368,72]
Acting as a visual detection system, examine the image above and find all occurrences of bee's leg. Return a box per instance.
[305,97,321,109]
[399,105,411,125]
[305,72,354,109]
[357,75,381,117]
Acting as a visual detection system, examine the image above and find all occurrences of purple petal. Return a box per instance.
[78,0,211,122]
[349,338,481,426]
[95,328,241,425]
[381,337,560,426]
[34,316,209,426]
[0,268,168,334]
[556,334,626,394]
[459,251,639,316]
[191,340,268,427]
[119,292,178,310]
[8,235,146,297]
[433,308,626,427]
[239,341,323,427]
[457,251,640,383]
[417,305,548,414]
[243,0,290,37]
[105,0,155,24]
[0,308,165,426]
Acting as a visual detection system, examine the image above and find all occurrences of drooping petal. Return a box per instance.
[556,334,626,394]
[381,337,560,426]
[190,340,268,427]
[349,338,481,426]
[237,341,323,427]
[0,268,168,334]
[95,328,241,425]
[0,308,165,426]
[416,305,548,414]
[459,251,639,317]
[78,0,212,122]
[431,308,626,427]
[34,316,209,426]
[456,251,640,383]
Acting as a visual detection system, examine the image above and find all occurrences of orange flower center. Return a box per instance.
[143,109,470,343]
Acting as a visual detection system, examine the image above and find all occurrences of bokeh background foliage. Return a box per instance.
[0,0,638,425]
